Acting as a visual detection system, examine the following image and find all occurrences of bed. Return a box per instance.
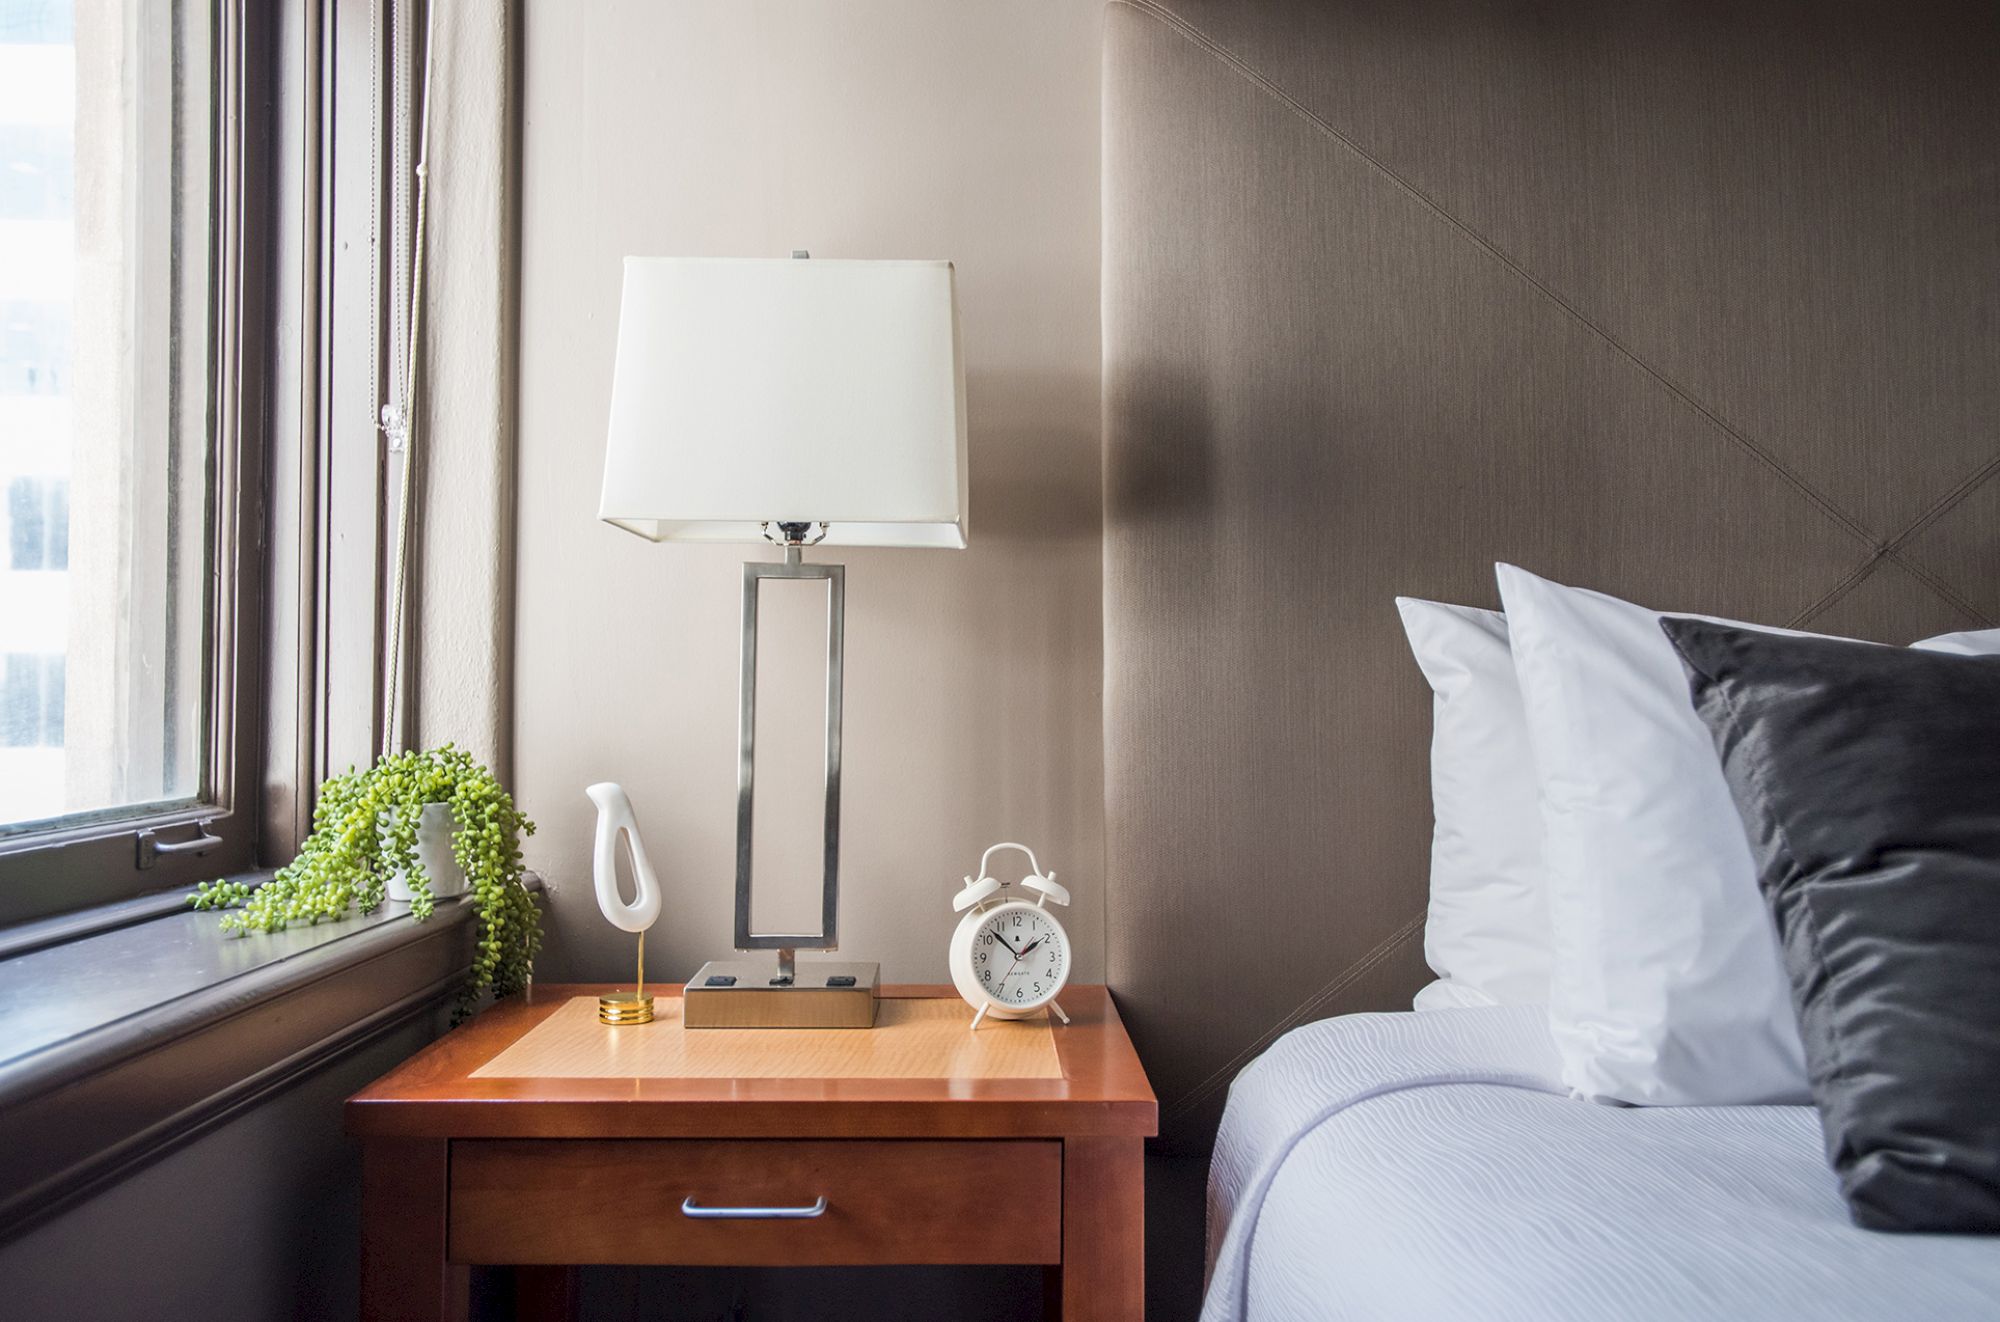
[1201,1007,2000,1322]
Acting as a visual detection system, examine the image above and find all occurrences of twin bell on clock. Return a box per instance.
[949,842,1074,1031]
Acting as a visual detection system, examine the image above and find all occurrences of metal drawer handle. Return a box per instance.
[680,1195,828,1220]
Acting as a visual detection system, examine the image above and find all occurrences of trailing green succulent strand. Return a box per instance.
[191,745,538,1018]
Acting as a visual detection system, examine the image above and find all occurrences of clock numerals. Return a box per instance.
[963,903,1066,1010]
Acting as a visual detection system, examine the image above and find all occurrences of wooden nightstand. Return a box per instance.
[345,984,1156,1321]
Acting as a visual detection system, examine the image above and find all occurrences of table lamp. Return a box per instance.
[599,254,968,1028]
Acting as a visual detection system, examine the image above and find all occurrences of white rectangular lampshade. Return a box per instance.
[600,257,969,548]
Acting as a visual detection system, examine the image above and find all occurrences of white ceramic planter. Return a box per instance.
[383,801,468,902]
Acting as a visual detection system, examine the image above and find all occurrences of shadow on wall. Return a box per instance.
[965,368,1103,543]
[1106,365,1217,529]
[1100,362,1219,649]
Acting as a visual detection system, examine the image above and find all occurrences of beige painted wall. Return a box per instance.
[514,1,1105,986]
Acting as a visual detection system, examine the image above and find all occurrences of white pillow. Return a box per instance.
[1497,563,2000,1106]
[1412,978,1501,1011]
[1396,598,1549,1008]
[1916,629,2000,657]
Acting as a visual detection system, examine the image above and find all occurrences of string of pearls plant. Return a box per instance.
[191,746,540,1018]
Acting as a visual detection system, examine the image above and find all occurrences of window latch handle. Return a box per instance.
[137,820,222,870]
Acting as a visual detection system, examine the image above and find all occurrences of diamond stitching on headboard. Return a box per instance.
[1116,0,1998,642]
[1796,454,2000,630]
[1161,909,1427,1128]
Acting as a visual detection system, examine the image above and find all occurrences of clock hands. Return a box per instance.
[994,948,1026,991]
[986,921,1056,1006]
[991,934,1050,1006]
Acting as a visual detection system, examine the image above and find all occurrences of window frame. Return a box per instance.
[0,0,413,929]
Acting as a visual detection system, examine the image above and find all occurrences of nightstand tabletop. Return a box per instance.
[345,983,1157,1141]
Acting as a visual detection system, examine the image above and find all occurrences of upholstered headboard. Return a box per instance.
[1103,0,2000,1151]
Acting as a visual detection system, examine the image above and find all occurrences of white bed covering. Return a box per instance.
[1202,1006,2000,1322]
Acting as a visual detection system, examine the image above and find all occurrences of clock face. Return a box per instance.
[971,904,1068,1007]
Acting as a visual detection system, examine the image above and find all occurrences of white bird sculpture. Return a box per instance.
[586,782,664,1024]
[587,781,663,933]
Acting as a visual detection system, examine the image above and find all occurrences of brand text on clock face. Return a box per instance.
[973,908,1066,1005]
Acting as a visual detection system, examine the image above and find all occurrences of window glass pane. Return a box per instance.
[7,476,43,568]
[0,0,213,831]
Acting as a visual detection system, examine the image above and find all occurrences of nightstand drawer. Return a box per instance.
[449,1139,1062,1266]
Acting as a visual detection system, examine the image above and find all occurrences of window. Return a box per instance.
[0,0,422,925]
[0,0,285,925]
[0,0,215,838]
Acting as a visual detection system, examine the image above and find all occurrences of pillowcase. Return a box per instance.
[1913,629,2000,657]
[1663,618,2000,1233]
[1396,598,1549,1008]
[1495,563,1999,1105]
[1412,978,1500,1011]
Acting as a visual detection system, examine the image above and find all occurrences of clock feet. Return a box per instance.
[969,1002,1067,1031]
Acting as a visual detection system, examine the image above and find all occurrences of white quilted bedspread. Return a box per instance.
[1201,1006,2000,1322]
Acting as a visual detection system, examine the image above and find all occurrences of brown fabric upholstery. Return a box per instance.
[1102,0,2000,1151]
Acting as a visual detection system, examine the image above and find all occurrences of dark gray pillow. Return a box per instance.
[1661,617,2000,1234]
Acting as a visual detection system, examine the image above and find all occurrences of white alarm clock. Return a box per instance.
[948,842,1073,1030]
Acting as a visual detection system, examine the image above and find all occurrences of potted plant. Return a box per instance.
[192,744,540,1018]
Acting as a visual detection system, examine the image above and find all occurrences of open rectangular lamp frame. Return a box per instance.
[735,546,844,959]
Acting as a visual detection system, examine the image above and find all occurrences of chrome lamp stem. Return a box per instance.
[736,522,844,973]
